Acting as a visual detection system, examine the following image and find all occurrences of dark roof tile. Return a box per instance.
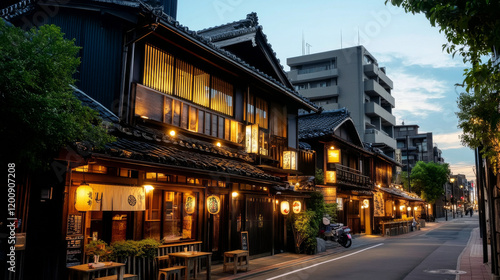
[298,108,350,140]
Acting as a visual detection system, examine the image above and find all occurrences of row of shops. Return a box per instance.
[1,2,427,280]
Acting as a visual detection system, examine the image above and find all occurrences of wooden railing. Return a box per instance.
[334,164,372,188]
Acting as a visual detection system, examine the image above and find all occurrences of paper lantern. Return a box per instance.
[362,199,369,208]
[292,201,301,214]
[280,201,290,215]
[75,184,93,211]
[185,195,196,214]
[207,195,220,215]
[283,151,297,170]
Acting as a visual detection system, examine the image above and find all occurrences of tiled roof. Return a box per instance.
[2,3,318,111]
[378,187,424,202]
[99,137,280,182]
[298,108,350,140]
[72,87,280,182]
[197,12,260,41]
[72,86,119,123]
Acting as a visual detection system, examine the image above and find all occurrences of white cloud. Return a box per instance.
[391,70,448,118]
[449,161,476,181]
[433,131,464,150]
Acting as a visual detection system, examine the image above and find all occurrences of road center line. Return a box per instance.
[266,243,385,280]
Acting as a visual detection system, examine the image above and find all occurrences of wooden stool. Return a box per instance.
[156,255,186,280]
[223,250,249,275]
[158,266,186,280]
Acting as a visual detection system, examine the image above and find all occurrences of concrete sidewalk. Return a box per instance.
[201,215,493,279]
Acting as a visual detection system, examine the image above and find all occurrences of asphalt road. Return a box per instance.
[254,217,478,280]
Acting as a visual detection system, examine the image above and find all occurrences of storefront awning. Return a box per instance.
[89,184,146,211]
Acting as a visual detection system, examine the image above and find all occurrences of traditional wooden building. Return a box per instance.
[2,2,319,279]
[298,108,417,235]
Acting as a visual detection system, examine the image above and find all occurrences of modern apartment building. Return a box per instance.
[394,124,440,173]
[287,46,397,158]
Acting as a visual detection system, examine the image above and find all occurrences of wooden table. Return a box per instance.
[168,252,212,280]
[67,262,125,280]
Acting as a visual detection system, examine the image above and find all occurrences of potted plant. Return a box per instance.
[85,240,110,263]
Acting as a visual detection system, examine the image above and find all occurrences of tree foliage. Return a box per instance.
[386,0,500,173]
[0,19,114,172]
[410,162,450,203]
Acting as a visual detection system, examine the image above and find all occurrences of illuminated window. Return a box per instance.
[245,93,268,129]
[210,77,233,116]
[143,44,174,94]
[72,165,107,174]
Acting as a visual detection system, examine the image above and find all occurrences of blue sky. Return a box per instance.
[177,0,475,181]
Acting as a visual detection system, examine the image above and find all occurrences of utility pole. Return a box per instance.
[406,134,411,192]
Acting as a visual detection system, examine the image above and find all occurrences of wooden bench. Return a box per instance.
[223,250,249,275]
[95,274,138,280]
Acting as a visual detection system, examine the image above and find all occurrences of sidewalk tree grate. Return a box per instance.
[424,269,466,275]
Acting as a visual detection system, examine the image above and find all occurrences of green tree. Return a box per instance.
[0,19,114,172]
[410,162,450,203]
[385,0,500,173]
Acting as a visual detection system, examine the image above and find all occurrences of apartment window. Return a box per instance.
[297,60,334,74]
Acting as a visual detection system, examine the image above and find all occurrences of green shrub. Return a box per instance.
[110,240,140,260]
[137,238,160,259]
[85,239,111,261]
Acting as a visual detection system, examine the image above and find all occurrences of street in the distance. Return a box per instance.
[224,215,478,280]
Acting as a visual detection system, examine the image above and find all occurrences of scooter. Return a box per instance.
[322,217,352,248]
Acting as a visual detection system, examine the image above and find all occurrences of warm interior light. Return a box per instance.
[75,184,93,211]
[207,195,220,215]
[216,142,221,147]
[232,191,238,198]
[169,130,176,137]
[295,182,300,187]
[393,206,396,211]
[283,150,297,170]
[377,184,381,188]
[399,205,405,210]
[140,115,149,119]
[144,185,154,193]
[407,207,411,211]
[414,206,418,211]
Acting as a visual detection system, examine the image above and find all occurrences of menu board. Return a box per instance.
[67,214,82,236]
[241,231,249,251]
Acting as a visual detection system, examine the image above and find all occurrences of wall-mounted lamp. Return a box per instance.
[144,185,155,193]
[232,191,239,198]
[169,130,176,137]
[216,142,221,147]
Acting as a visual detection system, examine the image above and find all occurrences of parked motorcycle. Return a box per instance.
[322,217,352,248]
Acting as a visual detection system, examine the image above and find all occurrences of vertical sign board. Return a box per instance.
[66,214,84,267]
[241,231,249,251]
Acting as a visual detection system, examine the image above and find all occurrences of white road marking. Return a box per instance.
[266,243,385,280]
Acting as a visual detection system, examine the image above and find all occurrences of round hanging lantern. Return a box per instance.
[185,195,196,214]
[280,201,290,215]
[207,195,220,215]
[362,199,369,208]
[292,201,301,214]
[75,184,93,211]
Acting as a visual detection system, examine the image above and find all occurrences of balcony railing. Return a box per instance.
[334,164,372,189]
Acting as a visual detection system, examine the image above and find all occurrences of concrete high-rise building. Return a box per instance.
[394,124,440,173]
[287,46,396,158]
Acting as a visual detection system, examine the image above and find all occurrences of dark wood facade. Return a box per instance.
[2,2,319,280]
